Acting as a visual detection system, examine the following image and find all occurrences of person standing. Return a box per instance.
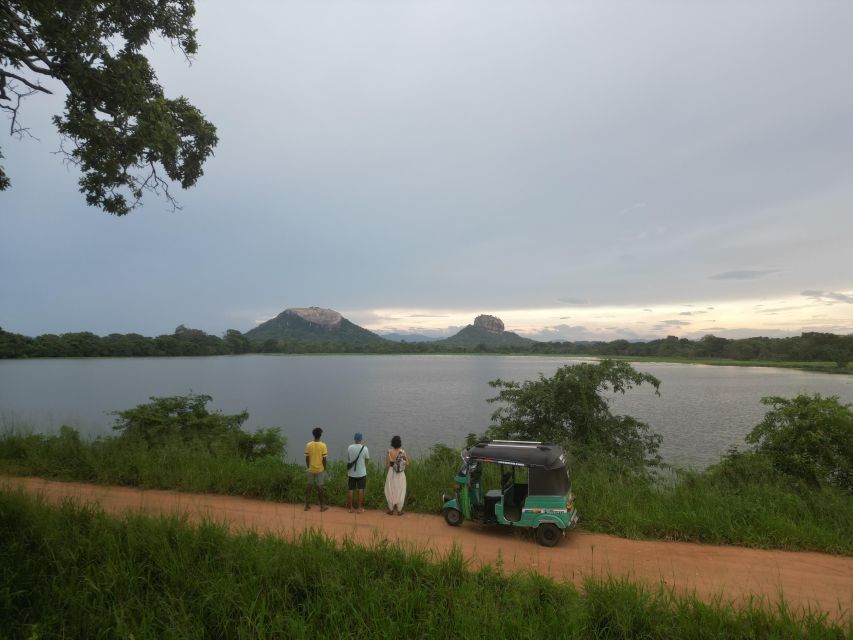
[304,427,328,512]
[384,435,408,515]
[346,432,370,513]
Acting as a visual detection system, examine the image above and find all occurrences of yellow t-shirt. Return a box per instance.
[305,441,328,473]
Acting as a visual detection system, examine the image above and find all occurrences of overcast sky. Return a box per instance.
[2,0,852,341]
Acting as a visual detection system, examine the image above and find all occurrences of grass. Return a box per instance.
[1,488,848,640]
[575,461,853,554]
[1,426,851,555]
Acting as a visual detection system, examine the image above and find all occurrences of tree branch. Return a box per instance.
[0,83,39,138]
[0,69,52,96]
[0,6,57,75]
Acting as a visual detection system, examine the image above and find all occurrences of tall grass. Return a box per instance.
[575,459,853,554]
[1,489,847,640]
[0,423,456,507]
[1,426,851,554]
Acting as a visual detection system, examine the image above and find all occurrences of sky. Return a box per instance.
[2,0,852,341]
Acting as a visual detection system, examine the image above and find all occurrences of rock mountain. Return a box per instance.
[438,314,535,347]
[244,307,387,346]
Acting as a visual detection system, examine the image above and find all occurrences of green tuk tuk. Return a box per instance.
[441,440,578,546]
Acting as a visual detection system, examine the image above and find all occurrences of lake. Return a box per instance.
[1,355,851,468]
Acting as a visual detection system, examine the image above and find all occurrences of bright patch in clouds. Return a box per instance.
[352,291,853,341]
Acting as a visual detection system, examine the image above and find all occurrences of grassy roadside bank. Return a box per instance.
[1,489,847,640]
[1,428,850,555]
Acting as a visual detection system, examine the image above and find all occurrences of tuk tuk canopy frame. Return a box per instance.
[464,441,571,497]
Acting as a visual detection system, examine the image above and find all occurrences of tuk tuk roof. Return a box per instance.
[466,441,567,471]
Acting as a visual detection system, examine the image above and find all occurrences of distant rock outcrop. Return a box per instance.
[286,307,342,329]
[473,314,505,334]
[245,307,387,346]
[439,315,535,348]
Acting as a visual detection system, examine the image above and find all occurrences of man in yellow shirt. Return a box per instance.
[305,427,328,511]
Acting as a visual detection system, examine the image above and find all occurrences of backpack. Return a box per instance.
[393,450,407,474]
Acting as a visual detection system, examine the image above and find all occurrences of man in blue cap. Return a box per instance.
[346,432,370,513]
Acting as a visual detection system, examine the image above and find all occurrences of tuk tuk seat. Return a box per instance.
[485,489,502,518]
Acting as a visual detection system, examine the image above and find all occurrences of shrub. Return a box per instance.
[744,394,852,492]
[111,393,286,460]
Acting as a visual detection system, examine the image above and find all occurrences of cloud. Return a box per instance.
[802,323,853,333]
[523,324,594,341]
[682,327,803,339]
[652,319,691,331]
[557,297,589,305]
[801,290,853,304]
[407,313,449,318]
[679,310,707,316]
[380,326,453,338]
[523,323,656,342]
[755,304,811,314]
[615,202,647,216]
[709,269,779,280]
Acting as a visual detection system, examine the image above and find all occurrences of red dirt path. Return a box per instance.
[4,476,851,622]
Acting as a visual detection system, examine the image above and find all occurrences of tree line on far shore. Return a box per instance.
[0,325,850,367]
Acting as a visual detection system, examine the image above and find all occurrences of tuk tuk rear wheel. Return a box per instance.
[443,508,463,527]
[536,523,561,547]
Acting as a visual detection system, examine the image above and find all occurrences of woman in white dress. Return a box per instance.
[384,435,408,515]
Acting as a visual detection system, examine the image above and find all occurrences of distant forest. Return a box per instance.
[0,325,850,369]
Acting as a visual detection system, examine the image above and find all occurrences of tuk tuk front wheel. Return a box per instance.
[443,508,463,527]
[536,523,561,547]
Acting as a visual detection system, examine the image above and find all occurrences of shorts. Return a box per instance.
[306,470,326,487]
[347,475,367,490]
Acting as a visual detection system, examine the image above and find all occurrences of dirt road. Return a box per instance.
[4,476,851,621]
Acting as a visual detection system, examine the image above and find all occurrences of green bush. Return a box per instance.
[111,393,286,460]
[741,394,852,492]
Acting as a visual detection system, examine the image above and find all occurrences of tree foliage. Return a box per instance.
[112,393,285,460]
[485,360,663,468]
[0,0,217,214]
[743,393,852,491]
[1,325,852,367]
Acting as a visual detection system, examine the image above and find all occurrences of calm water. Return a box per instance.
[1,355,851,468]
